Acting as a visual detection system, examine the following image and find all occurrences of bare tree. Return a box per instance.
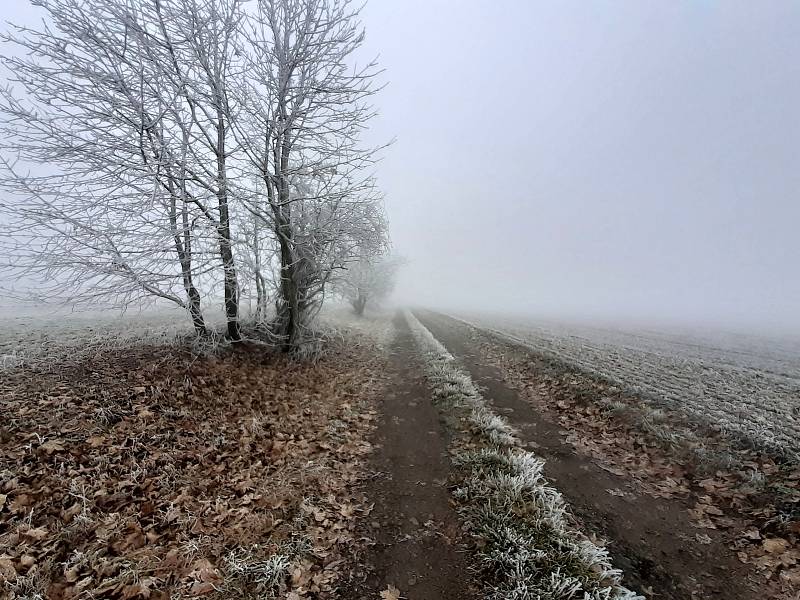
[336,253,402,316]
[231,0,386,350]
[0,0,389,347]
[150,0,246,340]
[0,0,255,338]
[0,0,214,333]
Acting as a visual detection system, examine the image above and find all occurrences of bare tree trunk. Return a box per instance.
[181,205,207,336]
[252,214,268,322]
[216,110,241,341]
[254,275,265,320]
[351,291,367,316]
[167,178,208,336]
[185,283,207,334]
[217,207,240,340]
[275,216,300,351]
[272,123,301,351]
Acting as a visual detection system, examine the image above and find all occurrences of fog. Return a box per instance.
[1,1,799,335]
[358,1,800,334]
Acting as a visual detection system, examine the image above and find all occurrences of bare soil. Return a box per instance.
[343,313,476,600]
[416,309,770,600]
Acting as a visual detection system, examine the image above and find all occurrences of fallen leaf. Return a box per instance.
[20,555,35,568]
[695,533,712,545]
[763,538,790,554]
[780,567,800,586]
[189,581,216,595]
[742,528,761,541]
[40,439,65,454]
[0,557,16,582]
[380,584,402,600]
[291,562,313,587]
[189,559,221,584]
[23,526,49,541]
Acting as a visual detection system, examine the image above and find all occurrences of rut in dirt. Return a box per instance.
[416,309,764,600]
[345,313,476,599]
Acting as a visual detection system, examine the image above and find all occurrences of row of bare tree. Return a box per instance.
[0,0,391,350]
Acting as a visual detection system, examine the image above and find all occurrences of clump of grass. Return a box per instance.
[223,548,291,598]
[636,408,683,451]
[469,407,518,447]
[403,310,643,600]
[691,444,737,475]
[222,534,310,599]
[3,556,54,600]
[603,396,706,461]
[603,399,630,416]
[455,446,639,599]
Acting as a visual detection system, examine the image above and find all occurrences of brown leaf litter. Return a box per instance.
[0,337,386,599]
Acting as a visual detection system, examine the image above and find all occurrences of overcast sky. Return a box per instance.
[2,1,798,333]
[356,1,800,333]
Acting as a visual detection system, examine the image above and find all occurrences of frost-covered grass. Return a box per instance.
[0,301,384,370]
[0,304,198,370]
[448,312,800,462]
[221,534,311,599]
[224,549,291,594]
[318,303,396,349]
[403,310,643,600]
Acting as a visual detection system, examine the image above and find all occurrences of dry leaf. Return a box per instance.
[189,581,216,596]
[762,538,790,554]
[380,584,402,600]
[742,528,761,541]
[20,555,36,568]
[24,526,49,540]
[0,557,16,582]
[291,562,313,587]
[40,439,65,454]
[189,559,221,584]
[780,568,800,586]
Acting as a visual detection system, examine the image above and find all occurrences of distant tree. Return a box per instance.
[336,254,402,316]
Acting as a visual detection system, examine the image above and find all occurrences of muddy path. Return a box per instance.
[415,309,764,600]
[343,313,476,599]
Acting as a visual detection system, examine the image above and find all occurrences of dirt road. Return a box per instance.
[415,309,765,600]
[344,313,476,599]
